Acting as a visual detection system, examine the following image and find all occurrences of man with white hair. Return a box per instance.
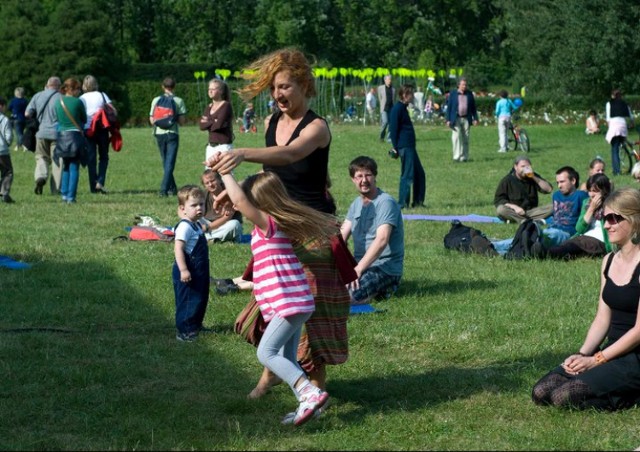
[25,76,62,195]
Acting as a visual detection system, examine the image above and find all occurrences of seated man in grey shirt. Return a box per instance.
[341,156,404,304]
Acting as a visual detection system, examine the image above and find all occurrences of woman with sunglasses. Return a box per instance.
[532,187,640,410]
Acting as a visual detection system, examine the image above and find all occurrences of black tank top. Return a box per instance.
[263,110,334,214]
[609,98,631,118]
[602,252,640,346]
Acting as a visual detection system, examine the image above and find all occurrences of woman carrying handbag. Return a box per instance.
[54,78,87,204]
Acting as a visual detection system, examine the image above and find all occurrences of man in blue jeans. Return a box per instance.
[389,83,426,209]
[149,77,187,197]
[341,156,405,304]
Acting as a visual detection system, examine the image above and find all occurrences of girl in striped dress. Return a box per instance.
[220,170,339,426]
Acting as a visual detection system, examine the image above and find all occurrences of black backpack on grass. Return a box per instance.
[443,220,498,257]
[504,219,546,260]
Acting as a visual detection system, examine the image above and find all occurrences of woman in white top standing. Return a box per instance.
[605,89,634,176]
[80,75,115,194]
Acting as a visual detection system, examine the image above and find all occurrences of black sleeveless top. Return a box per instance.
[263,110,334,214]
[602,252,640,347]
[609,98,631,118]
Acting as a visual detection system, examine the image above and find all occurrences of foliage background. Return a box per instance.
[1,0,640,123]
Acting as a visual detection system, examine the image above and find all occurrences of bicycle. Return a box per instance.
[507,115,530,152]
[618,135,640,174]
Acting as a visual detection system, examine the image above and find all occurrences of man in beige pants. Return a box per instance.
[445,77,478,162]
[25,77,62,195]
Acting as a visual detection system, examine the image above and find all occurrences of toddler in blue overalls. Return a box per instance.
[172,185,210,342]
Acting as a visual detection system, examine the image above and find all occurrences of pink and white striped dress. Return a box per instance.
[251,216,314,322]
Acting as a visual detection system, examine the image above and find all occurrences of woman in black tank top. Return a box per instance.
[204,49,350,420]
[532,188,640,410]
[205,49,334,214]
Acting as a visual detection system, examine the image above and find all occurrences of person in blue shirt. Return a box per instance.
[543,166,590,247]
[495,90,518,153]
[8,87,28,151]
[493,166,588,254]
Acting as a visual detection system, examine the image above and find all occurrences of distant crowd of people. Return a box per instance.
[0,75,118,204]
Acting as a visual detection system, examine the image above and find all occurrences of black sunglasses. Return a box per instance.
[603,213,626,225]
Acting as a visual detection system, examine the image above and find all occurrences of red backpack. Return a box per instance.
[128,226,174,241]
[113,226,175,242]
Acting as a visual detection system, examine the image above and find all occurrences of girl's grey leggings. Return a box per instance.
[257,312,312,394]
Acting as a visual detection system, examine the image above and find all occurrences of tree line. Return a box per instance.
[1,0,639,121]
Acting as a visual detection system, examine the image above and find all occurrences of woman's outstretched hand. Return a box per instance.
[204,149,245,175]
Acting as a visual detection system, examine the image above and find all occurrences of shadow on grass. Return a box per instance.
[397,278,499,296]
[331,351,568,423]
[1,256,260,449]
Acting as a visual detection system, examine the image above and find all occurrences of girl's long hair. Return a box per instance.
[242,172,337,245]
[236,48,316,101]
[586,173,612,221]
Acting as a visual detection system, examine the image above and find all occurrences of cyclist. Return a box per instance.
[495,90,518,153]
[605,89,634,175]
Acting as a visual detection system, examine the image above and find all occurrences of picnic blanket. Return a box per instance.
[402,213,503,223]
[350,303,383,315]
[0,255,31,270]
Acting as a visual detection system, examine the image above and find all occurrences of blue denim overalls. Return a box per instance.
[172,220,210,334]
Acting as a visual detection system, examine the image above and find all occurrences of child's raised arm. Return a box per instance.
[220,173,269,233]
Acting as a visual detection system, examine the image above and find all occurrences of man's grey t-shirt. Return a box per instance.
[346,189,404,276]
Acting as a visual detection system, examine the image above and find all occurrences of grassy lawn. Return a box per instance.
[2,120,640,450]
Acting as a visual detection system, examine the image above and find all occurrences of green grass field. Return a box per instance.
[2,121,640,450]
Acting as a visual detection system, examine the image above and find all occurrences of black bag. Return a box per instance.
[22,117,39,152]
[504,219,546,260]
[55,131,87,160]
[23,91,57,152]
[443,220,499,257]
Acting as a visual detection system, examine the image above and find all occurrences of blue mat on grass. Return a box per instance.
[402,213,503,223]
[0,255,31,270]
[350,304,382,315]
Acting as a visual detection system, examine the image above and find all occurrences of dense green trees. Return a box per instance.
[0,0,128,111]
[503,0,640,101]
[1,0,639,114]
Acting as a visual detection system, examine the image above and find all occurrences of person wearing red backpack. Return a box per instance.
[80,75,116,194]
[149,77,187,197]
